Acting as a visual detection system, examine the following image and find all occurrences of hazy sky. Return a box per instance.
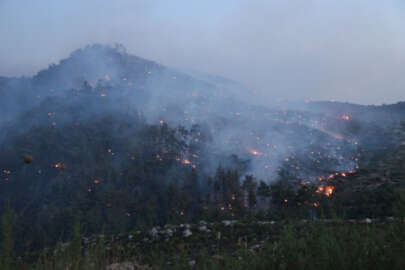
[1,0,404,105]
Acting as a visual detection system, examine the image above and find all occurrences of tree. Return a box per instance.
[0,208,15,270]
[257,181,270,209]
[242,175,257,210]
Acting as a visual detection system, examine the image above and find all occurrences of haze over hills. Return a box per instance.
[0,44,403,187]
[1,0,405,267]
[0,44,404,255]
[0,44,370,178]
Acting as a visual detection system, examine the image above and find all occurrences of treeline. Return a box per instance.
[0,96,403,254]
[0,77,404,255]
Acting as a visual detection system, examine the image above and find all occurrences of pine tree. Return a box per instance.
[68,218,82,268]
[242,175,257,210]
[0,208,15,270]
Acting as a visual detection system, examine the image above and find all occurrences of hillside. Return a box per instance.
[0,45,404,263]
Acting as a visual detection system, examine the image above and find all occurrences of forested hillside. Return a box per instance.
[0,45,404,259]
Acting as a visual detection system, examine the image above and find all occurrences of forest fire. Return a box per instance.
[325,170,355,181]
[1,34,405,270]
[182,159,191,165]
[54,162,66,170]
[315,126,344,140]
[248,149,262,156]
[316,185,335,197]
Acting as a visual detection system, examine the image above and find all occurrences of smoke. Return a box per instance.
[1,0,404,104]
[0,43,362,183]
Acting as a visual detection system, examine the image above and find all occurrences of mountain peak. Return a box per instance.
[32,44,162,90]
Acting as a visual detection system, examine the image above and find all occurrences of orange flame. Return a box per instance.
[316,185,335,197]
[248,149,262,156]
[182,159,191,165]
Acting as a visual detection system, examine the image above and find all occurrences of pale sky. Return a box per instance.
[1,0,404,105]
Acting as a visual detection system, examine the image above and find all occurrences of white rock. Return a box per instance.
[188,260,196,267]
[106,262,135,270]
[183,228,193,237]
[198,225,208,232]
[222,220,237,227]
[149,227,159,238]
[165,229,173,237]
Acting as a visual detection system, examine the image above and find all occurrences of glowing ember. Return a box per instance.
[182,159,191,165]
[317,185,335,197]
[325,186,335,196]
[249,149,262,156]
[341,115,351,121]
[54,162,63,168]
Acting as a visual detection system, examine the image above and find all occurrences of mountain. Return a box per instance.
[301,100,405,125]
[0,44,404,253]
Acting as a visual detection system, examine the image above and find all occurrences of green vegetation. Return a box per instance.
[1,45,405,269]
[0,208,15,270]
[2,218,404,269]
